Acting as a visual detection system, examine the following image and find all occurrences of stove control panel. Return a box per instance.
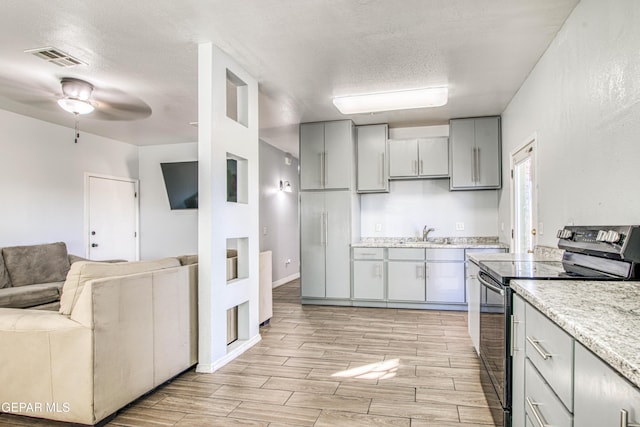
[557,225,640,262]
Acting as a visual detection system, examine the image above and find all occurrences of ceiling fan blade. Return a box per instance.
[90,88,152,121]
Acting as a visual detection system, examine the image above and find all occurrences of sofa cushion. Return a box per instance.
[59,258,181,315]
[0,282,63,308]
[0,253,11,289]
[2,242,70,287]
[177,254,198,266]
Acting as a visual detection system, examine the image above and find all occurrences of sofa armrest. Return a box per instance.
[0,308,94,424]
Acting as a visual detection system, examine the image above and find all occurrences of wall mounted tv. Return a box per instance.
[160,161,198,209]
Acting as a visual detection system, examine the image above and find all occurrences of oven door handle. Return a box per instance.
[478,272,505,296]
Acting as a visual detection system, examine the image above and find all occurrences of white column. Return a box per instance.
[197,43,260,372]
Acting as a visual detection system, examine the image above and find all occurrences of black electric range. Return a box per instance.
[477,225,640,427]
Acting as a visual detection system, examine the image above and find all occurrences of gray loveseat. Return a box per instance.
[0,242,85,310]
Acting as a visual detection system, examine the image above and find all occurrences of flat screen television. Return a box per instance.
[160,161,198,209]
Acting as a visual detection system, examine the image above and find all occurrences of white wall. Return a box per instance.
[499,0,640,247]
[361,179,499,239]
[138,142,198,260]
[259,141,299,285]
[0,109,138,255]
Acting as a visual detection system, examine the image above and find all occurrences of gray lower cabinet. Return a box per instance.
[425,249,465,303]
[352,248,385,300]
[450,116,501,190]
[512,294,526,427]
[356,124,388,193]
[574,342,640,426]
[387,248,425,302]
[300,191,352,299]
[514,295,640,427]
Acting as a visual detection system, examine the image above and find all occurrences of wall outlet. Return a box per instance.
[539,222,544,236]
[285,258,291,267]
[500,222,505,232]
[456,222,465,231]
[375,223,382,232]
[263,226,268,235]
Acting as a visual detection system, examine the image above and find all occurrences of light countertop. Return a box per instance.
[466,252,561,263]
[352,237,508,250]
[511,279,640,389]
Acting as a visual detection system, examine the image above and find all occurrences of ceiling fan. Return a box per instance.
[0,73,152,122]
[54,77,152,121]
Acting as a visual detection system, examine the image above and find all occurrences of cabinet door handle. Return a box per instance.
[475,147,481,182]
[380,152,385,185]
[526,397,549,427]
[510,315,521,356]
[324,212,329,246]
[526,336,552,360]
[416,265,424,279]
[620,409,640,427]
[374,263,382,277]
[323,151,328,187]
[412,159,417,174]
[419,159,424,175]
[320,212,325,245]
[319,152,325,187]
[471,147,476,182]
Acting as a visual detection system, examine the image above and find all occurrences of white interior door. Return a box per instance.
[87,175,139,261]
[511,140,537,253]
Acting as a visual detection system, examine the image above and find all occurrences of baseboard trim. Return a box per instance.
[195,334,262,373]
[272,272,300,288]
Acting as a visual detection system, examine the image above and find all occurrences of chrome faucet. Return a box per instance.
[423,226,435,241]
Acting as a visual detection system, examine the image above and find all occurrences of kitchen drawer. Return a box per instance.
[425,248,465,261]
[525,303,574,411]
[388,248,425,260]
[525,359,572,427]
[353,248,384,260]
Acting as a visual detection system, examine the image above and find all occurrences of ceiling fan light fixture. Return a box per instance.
[332,86,448,114]
[57,97,95,115]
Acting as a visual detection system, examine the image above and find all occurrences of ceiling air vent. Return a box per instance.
[24,47,86,67]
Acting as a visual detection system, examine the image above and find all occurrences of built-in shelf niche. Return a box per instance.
[226,300,249,353]
[227,154,248,204]
[226,237,248,283]
[226,69,248,127]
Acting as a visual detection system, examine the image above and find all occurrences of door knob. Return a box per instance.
[91,243,99,248]
[531,229,537,236]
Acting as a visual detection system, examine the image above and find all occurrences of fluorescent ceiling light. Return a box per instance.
[332,87,448,114]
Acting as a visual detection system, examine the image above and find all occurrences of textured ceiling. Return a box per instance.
[0,0,579,156]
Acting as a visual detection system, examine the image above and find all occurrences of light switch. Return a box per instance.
[456,222,465,231]
[539,222,544,236]
[263,226,268,235]
[375,223,382,232]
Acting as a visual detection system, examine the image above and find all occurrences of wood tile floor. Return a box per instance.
[1,279,498,426]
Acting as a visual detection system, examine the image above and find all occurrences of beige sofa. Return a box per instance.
[0,257,198,425]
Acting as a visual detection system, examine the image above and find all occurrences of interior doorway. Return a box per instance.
[85,174,139,261]
[511,138,537,253]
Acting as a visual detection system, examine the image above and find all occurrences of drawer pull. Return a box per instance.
[360,252,377,256]
[527,336,552,360]
[527,397,549,427]
[621,409,640,427]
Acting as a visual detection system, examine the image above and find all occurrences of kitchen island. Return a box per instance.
[510,279,640,426]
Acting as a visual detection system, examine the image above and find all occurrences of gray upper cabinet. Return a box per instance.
[356,124,388,193]
[450,116,501,190]
[389,137,449,179]
[418,137,449,177]
[300,120,354,190]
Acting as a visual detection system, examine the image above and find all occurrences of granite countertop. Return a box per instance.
[511,279,640,389]
[352,237,509,249]
[467,246,564,263]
